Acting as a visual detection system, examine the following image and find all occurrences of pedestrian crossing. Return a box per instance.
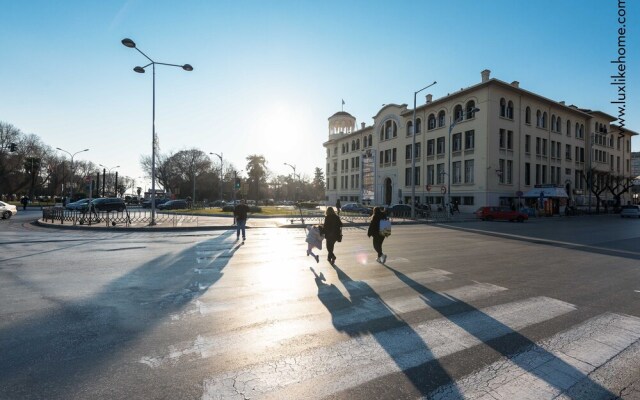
[139,233,640,399]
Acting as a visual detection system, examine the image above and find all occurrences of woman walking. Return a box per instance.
[323,207,342,265]
[367,207,388,263]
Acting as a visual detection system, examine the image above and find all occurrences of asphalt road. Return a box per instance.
[1,212,639,399]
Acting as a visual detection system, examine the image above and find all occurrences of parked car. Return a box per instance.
[386,204,411,218]
[157,199,189,210]
[209,200,226,207]
[620,204,640,218]
[92,197,126,212]
[341,202,372,215]
[0,201,17,219]
[141,198,169,208]
[476,206,528,222]
[65,198,91,211]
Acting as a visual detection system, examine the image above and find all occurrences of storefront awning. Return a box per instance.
[522,187,568,198]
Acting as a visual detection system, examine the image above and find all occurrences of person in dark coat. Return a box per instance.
[323,207,343,265]
[335,198,341,215]
[233,199,250,242]
[367,207,387,263]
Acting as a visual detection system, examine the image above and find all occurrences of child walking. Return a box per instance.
[305,224,325,263]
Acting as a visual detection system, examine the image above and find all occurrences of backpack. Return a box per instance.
[379,219,391,237]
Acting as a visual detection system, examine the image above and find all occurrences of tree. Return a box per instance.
[245,154,268,201]
[606,173,634,209]
[313,167,326,200]
[581,168,608,213]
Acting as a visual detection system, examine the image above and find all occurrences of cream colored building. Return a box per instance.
[324,70,636,213]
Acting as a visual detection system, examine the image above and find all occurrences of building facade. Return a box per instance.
[324,70,637,213]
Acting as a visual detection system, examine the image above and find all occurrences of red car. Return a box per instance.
[475,206,528,222]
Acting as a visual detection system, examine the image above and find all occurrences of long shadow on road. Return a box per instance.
[382,263,615,399]
[0,230,238,399]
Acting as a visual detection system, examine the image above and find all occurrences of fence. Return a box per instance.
[42,207,200,227]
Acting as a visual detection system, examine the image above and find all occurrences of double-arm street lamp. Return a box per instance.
[56,147,89,200]
[122,37,193,225]
[411,81,437,219]
[284,163,298,202]
[210,152,223,201]
[99,164,120,196]
[447,107,480,208]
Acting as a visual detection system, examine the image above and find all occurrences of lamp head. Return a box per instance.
[182,64,193,72]
[133,66,146,73]
[121,38,136,48]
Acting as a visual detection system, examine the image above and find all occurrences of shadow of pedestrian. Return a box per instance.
[310,264,462,397]
[381,263,615,399]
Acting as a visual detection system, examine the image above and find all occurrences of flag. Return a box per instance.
[342,99,345,105]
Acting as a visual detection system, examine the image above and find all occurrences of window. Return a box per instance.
[506,160,513,184]
[464,130,475,150]
[536,110,542,127]
[452,161,462,184]
[507,101,514,119]
[454,105,463,121]
[368,134,372,147]
[565,144,572,160]
[525,107,531,124]
[379,151,384,166]
[427,165,434,185]
[392,148,397,163]
[525,163,531,185]
[414,166,420,187]
[438,110,446,127]
[405,168,412,186]
[556,116,562,133]
[536,137,541,155]
[464,159,474,183]
[542,139,547,156]
[500,98,506,117]
[427,139,435,156]
[542,112,548,128]
[405,144,412,161]
[466,100,476,119]
[499,129,506,149]
[436,163,445,184]
[498,159,505,183]
[415,142,421,159]
[542,165,547,184]
[463,196,475,206]
[536,164,541,185]
[551,115,556,131]
[525,135,531,153]
[556,142,561,160]
[406,121,413,136]
[436,137,445,154]
[507,130,513,150]
[380,119,397,141]
[428,114,436,130]
[452,133,462,152]
[566,120,571,136]
[551,140,556,158]
[415,118,421,134]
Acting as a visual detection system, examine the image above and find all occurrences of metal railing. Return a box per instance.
[42,207,199,227]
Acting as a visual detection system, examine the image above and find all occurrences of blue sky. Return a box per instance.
[1,0,638,186]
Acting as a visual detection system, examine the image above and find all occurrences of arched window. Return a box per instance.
[466,100,477,119]
[341,144,346,153]
[368,134,372,147]
[536,110,542,127]
[500,98,506,117]
[351,140,355,151]
[551,115,556,131]
[454,104,464,121]
[356,139,360,150]
[438,110,446,127]
[428,114,436,130]
[542,112,548,128]
[415,118,422,133]
[575,122,580,138]
[507,101,514,119]
[380,120,397,141]
[407,120,413,136]
[566,120,571,136]
[580,124,584,138]
[525,107,531,124]
[556,117,562,133]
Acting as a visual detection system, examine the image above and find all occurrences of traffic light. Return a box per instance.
[9,143,17,152]
[234,178,241,189]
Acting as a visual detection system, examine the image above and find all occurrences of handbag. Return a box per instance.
[379,219,391,237]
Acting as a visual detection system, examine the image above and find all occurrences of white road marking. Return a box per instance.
[428,312,640,399]
[199,297,576,400]
[147,281,508,367]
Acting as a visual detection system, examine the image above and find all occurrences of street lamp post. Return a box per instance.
[411,81,437,219]
[210,152,223,202]
[284,163,297,202]
[99,164,120,196]
[56,147,89,201]
[447,107,480,210]
[122,37,193,226]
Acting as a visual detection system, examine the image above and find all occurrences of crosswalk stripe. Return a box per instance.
[428,312,640,399]
[145,281,507,367]
[199,297,576,400]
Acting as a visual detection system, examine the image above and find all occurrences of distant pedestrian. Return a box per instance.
[305,224,324,263]
[20,196,28,210]
[367,207,388,263]
[323,207,343,265]
[233,199,250,242]
[453,201,460,214]
[335,198,341,215]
